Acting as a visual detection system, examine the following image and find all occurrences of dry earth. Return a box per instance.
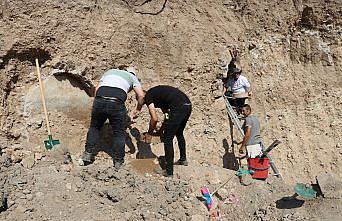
[0,0,341,220]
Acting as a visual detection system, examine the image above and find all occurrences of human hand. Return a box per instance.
[154,128,164,136]
[239,146,246,157]
[141,132,152,144]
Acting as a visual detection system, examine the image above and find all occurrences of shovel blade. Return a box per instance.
[44,135,60,150]
[294,183,317,199]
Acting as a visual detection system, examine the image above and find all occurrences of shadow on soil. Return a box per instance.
[94,121,157,162]
[276,195,305,209]
[222,138,239,171]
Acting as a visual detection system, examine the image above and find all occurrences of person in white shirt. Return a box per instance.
[80,66,144,168]
[224,68,251,113]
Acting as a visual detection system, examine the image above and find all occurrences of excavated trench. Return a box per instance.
[22,71,161,173]
[24,72,93,123]
[22,72,94,155]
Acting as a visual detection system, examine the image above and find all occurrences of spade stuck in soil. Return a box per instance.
[35,58,60,150]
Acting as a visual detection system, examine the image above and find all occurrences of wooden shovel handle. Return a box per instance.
[35,59,51,135]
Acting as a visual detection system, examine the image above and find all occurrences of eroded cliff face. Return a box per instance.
[0,1,341,219]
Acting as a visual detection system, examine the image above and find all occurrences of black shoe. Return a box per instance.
[162,171,173,178]
[80,151,94,165]
[175,159,188,166]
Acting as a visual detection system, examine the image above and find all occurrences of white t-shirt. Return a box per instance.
[227,75,250,94]
[98,69,141,93]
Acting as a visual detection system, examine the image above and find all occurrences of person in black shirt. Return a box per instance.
[142,85,192,177]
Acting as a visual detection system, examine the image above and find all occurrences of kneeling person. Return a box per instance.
[143,85,192,177]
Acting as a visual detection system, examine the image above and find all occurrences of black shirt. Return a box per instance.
[144,85,191,110]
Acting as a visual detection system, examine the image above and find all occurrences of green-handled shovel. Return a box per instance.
[35,59,60,150]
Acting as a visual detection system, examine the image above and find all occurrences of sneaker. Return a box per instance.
[80,151,94,165]
[175,159,188,166]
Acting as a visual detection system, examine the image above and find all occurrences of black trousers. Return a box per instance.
[163,104,192,175]
[224,92,247,108]
[85,97,126,163]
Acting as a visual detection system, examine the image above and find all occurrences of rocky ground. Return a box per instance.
[0,0,341,220]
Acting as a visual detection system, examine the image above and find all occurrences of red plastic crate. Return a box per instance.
[248,158,269,179]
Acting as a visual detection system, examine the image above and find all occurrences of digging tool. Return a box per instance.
[294,183,317,199]
[259,140,281,157]
[211,175,235,197]
[35,58,60,150]
[210,169,254,197]
[260,140,282,179]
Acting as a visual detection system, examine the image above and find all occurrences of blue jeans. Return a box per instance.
[163,104,192,175]
[85,97,127,163]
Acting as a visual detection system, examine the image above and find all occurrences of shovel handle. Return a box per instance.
[35,59,51,136]
[211,174,235,196]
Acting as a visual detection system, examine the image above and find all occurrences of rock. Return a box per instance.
[12,130,21,139]
[11,154,22,163]
[5,148,14,156]
[34,152,43,161]
[141,210,151,220]
[336,143,342,149]
[182,201,192,209]
[1,154,12,167]
[23,189,31,194]
[12,144,22,151]
[63,152,72,164]
[25,193,33,201]
[21,155,35,169]
[106,189,121,202]
[316,173,342,199]
[60,164,72,172]
[216,188,229,199]
[66,183,72,190]
[16,205,28,213]
[191,214,205,221]
[33,145,43,152]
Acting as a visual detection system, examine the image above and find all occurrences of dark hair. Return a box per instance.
[117,64,128,70]
[232,67,242,74]
[242,104,251,111]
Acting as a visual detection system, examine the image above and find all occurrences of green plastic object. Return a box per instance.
[294,183,316,199]
[236,168,254,177]
[44,135,60,150]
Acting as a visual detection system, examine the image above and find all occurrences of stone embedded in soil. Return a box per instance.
[26,194,33,201]
[216,188,229,199]
[66,183,72,190]
[191,214,205,221]
[11,153,22,163]
[21,155,35,169]
[12,130,21,139]
[34,152,43,161]
[316,173,342,199]
[22,189,31,194]
[1,154,12,167]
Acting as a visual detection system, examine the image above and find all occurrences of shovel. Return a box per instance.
[35,59,60,150]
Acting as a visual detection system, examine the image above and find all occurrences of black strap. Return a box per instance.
[96,96,122,103]
[249,166,270,171]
